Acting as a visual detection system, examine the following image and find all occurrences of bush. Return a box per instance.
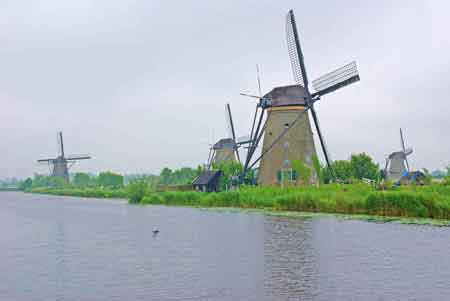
[127,179,149,204]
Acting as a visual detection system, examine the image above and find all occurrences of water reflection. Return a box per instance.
[54,222,67,301]
[263,217,317,300]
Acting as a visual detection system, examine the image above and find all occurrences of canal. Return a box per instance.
[1,191,449,300]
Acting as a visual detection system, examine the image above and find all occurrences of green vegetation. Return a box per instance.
[25,171,128,197]
[211,161,242,190]
[322,153,380,183]
[135,184,450,220]
[127,178,150,203]
[97,171,124,188]
[17,156,450,222]
[443,166,450,185]
[159,166,202,185]
[30,186,128,199]
[25,166,200,200]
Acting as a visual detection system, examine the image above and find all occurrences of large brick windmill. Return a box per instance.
[242,10,360,186]
[38,132,91,182]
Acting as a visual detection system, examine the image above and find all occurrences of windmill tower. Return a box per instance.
[207,103,251,168]
[38,132,92,182]
[242,10,360,186]
[384,128,413,181]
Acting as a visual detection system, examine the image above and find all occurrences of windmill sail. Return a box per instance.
[225,103,241,162]
[312,61,360,97]
[66,154,92,161]
[286,9,334,179]
[400,128,412,171]
[286,9,309,90]
[57,132,64,158]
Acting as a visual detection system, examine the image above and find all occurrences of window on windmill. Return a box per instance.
[277,169,297,182]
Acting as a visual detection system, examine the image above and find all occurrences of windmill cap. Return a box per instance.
[213,138,236,150]
[263,84,308,107]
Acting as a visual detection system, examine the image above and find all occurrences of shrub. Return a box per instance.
[127,179,149,204]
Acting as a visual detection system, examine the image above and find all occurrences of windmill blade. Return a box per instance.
[237,135,252,145]
[37,158,56,163]
[399,128,411,172]
[256,64,262,97]
[400,128,407,152]
[286,9,309,90]
[249,105,259,143]
[225,103,237,142]
[240,92,261,99]
[66,154,91,161]
[311,61,360,97]
[206,146,213,169]
[225,103,241,163]
[404,148,413,156]
[309,107,334,177]
[57,131,65,158]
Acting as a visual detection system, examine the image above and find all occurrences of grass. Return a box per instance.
[137,184,450,221]
[27,183,450,222]
[28,187,128,199]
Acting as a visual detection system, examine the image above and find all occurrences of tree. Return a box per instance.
[19,178,33,191]
[97,171,124,189]
[331,160,353,181]
[350,153,380,181]
[32,174,52,188]
[322,153,379,183]
[212,160,243,190]
[158,166,200,185]
[159,168,173,184]
[73,173,91,188]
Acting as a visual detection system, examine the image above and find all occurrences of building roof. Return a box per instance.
[192,170,222,185]
[263,84,308,107]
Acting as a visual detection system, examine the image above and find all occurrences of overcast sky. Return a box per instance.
[1,0,449,178]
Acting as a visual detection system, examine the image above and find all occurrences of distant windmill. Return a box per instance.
[207,103,251,168]
[38,132,92,182]
[241,10,360,186]
[384,128,413,181]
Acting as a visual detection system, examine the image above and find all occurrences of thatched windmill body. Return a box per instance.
[242,10,360,186]
[38,132,91,182]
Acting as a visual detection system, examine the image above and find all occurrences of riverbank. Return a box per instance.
[138,184,450,220]
[28,187,128,199]
[27,184,450,221]
[0,188,21,191]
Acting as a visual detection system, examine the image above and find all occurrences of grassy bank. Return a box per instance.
[27,184,450,221]
[28,187,128,199]
[137,184,450,220]
[0,188,21,191]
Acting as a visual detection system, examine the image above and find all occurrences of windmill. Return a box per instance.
[384,128,413,181]
[207,103,251,168]
[241,10,360,186]
[38,132,92,182]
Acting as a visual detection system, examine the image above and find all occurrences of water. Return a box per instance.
[1,191,450,301]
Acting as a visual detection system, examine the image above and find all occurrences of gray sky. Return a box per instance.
[1,0,449,178]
